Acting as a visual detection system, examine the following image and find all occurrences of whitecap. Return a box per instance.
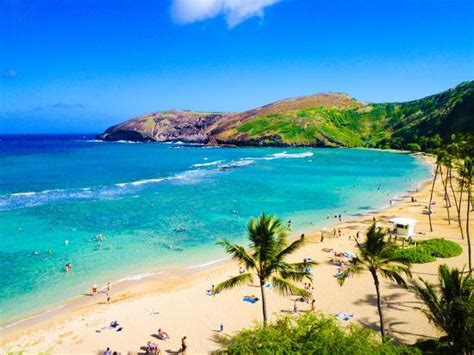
[192,160,223,167]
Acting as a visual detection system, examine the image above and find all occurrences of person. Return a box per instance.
[157,328,170,340]
[106,292,110,303]
[338,214,342,221]
[219,323,224,332]
[356,231,360,239]
[293,300,298,314]
[104,347,111,355]
[211,284,215,295]
[107,281,111,292]
[320,232,324,243]
[311,299,316,313]
[92,283,98,295]
[180,336,187,354]
[338,229,341,237]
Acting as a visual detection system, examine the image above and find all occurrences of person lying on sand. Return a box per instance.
[157,328,170,340]
[146,341,160,354]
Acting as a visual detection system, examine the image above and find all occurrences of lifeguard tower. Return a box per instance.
[389,217,417,238]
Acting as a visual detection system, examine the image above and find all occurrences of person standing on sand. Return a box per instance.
[311,299,316,313]
[92,283,97,295]
[107,281,111,292]
[180,336,187,354]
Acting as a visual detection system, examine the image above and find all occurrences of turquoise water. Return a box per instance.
[0,135,431,325]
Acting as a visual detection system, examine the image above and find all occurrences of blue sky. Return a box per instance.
[1,0,473,133]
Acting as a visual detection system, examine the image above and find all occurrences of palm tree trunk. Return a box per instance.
[466,184,472,272]
[439,167,451,224]
[371,270,386,340]
[260,279,268,325]
[449,168,464,239]
[428,164,439,232]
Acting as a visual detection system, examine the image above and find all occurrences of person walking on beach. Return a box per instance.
[107,281,111,292]
[92,283,97,295]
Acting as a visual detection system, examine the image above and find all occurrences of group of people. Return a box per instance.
[91,281,111,303]
[103,347,119,355]
[145,334,186,355]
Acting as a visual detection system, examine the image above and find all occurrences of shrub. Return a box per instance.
[395,247,436,263]
[420,239,462,258]
[394,239,462,264]
[215,312,420,354]
[405,143,421,152]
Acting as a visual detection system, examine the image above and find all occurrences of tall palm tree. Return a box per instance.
[428,152,444,232]
[338,222,412,340]
[215,213,314,325]
[411,265,473,353]
[459,157,473,271]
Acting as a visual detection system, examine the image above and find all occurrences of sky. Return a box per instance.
[0,0,473,133]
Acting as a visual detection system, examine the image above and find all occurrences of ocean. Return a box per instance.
[0,134,431,325]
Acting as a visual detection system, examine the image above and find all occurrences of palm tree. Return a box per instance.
[215,213,314,325]
[459,157,473,271]
[411,265,473,353]
[439,153,452,224]
[428,152,444,232]
[338,222,412,340]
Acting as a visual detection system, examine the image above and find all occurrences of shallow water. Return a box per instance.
[0,135,431,324]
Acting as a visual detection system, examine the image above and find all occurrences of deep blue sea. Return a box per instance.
[0,134,431,325]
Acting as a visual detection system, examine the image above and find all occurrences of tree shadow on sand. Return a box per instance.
[357,316,433,343]
[353,292,423,312]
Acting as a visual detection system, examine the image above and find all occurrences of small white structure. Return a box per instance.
[389,217,417,238]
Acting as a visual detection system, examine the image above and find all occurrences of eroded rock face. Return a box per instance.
[97,93,356,146]
[97,110,226,143]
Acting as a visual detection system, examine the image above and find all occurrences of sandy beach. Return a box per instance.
[1,153,472,354]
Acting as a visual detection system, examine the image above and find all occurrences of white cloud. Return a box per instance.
[171,0,280,28]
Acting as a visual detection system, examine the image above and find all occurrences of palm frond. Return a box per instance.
[217,240,256,270]
[278,268,313,283]
[275,235,306,261]
[214,273,254,293]
[271,275,309,297]
[337,258,366,286]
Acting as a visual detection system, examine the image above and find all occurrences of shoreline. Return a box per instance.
[0,152,436,348]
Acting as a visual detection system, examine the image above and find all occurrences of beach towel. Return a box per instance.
[335,312,354,321]
[243,297,258,304]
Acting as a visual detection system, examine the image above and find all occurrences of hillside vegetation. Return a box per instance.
[98,81,474,151]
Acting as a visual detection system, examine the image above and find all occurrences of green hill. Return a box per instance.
[99,81,474,151]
